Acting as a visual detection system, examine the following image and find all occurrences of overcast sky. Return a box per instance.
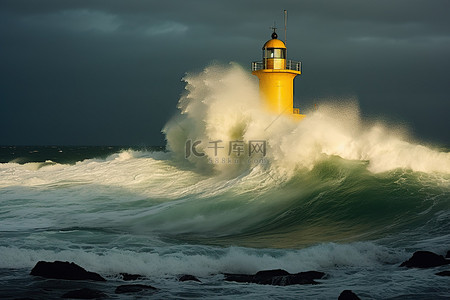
[1,0,449,146]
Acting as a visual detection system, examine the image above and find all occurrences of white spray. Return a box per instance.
[163,63,450,176]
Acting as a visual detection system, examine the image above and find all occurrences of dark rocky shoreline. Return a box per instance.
[224,269,326,285]
[2,249,449,299]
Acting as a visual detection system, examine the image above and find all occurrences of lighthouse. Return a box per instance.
[251,29,305,120]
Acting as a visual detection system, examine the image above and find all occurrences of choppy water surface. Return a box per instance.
[1,64,449,299]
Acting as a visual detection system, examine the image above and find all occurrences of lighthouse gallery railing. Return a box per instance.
[251,60,301,72]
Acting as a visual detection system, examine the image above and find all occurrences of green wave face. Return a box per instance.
[147,156,449,248]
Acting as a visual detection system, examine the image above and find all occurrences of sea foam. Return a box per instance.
[0,242,399,276]
[163,63,450,176]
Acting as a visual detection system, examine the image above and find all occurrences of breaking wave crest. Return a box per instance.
[163,63,450,176]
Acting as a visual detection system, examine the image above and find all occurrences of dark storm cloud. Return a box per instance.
[1,0,449,146]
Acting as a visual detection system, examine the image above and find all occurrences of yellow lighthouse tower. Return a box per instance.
[252,30,305,120]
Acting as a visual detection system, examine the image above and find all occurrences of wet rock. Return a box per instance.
[253,269,290,284]
[436,270,450,277]
[338,290,361,300]
[115,284,157,294]
[224,269,326,286]
[61,288,107,299]
[400,251,450,268]
[296,271,327,281]
[223,273,254,283]
[179,274,201,282]
[30,261,106,281]
[119,273,144,281]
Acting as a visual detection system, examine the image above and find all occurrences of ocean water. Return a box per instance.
[1,64,449,299]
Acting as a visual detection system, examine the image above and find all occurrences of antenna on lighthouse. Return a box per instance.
[284,10,287,45]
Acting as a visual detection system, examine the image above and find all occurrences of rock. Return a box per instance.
[61,288,107,299]
[179,274,201,282]
[30,261,106,281]
[400,251,450,268]
[115,284,157,294]
[338,290,361,300]
[223,273,254,283]
[253,269,290,284]
[296,270,327,280]
[436,270,450,277]
[224,269,326,286]
[119,273,144,281]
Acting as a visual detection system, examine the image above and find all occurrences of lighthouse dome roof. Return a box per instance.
[263,38,286,49]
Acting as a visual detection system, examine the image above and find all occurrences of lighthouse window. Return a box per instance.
[264,48,286,59]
